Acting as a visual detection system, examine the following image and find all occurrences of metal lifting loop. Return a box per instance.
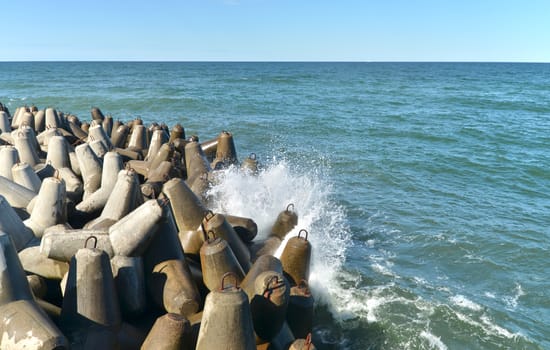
[84,235,98,249]
[204,210,215,221]
[286,203,295,212]
[221,272,238,291]
[263,275,280,300]
[298,229,308,241]
[249,153,256,160]
[201,211,216,238]
[205,230,217,242]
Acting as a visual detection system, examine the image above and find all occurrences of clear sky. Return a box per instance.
[2,0,550,62]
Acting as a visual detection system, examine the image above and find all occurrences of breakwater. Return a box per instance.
[0,102,317,349]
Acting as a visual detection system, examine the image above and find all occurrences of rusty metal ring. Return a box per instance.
[263,275,280,300]
[286,203,295,212]
[203,229,217,242]
[298,229,308,241]
[221,272,238,291]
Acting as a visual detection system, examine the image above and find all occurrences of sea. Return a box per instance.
[0,62,549,349]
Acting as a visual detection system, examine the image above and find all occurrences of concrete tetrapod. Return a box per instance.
[89,138,109,158]
[18,246,69,280]
[184,140,211,195]
[0,195,35,251]
[211,130,238,168]
[144,129,166,162]
[61,238,122,347]
[200,233,245,292]
[196,273,256,350]
[55,167,83,202]
[250,204,298,261]
[140,313,192,350]
[75,151,123,214]
[12,128,40,167]
[23,177,67,238]
[286,280,314,340]
[44,108,62,129]
[109,198,164,257]
[111,255,146,316]
[40,229,114,262]
[250,236,283,262]
[144,205,201,317]
[240,152,259,175]
[0,110,11,133]
[168,123,185,144]
[241,255,284,290]
[0,232,69,349]
[162,178,209,257]
[0,232,34,304]
[0,175,37,210]
[102,115,113,137]
[141,160,176,199]
[34,110,46,133]
[224,214,258,243]
[0,146,19,180]
[85,169,143,230]
[19,113,35,132]
[75,143,102,198]
[67,116,86,140]
[202,211,252,272]
[270,203,299,240]
[111,124,130,149]
[88,122,113,151]
[36,127,62,152]
[11,162,42,193]
[0,300,70,350]
[246,271,290,344]
[45,135,71,169]
[90,107,105,122]
[148,143,175,177]
[280,229,312,286]
[127,124,147,151]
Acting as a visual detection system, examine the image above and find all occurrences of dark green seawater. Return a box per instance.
[1,62,549,349]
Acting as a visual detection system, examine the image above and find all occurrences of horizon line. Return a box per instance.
[1,60,550,64]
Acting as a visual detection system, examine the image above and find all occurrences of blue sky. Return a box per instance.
[2,0,550,61]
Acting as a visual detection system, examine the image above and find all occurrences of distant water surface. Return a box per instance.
[1,62,549,349]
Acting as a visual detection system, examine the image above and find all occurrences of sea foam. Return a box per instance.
[207,158,352,314]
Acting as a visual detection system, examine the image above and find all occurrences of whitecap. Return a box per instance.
[420,331,449,350]
[450,294,483,311]
[480,314,521,339]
